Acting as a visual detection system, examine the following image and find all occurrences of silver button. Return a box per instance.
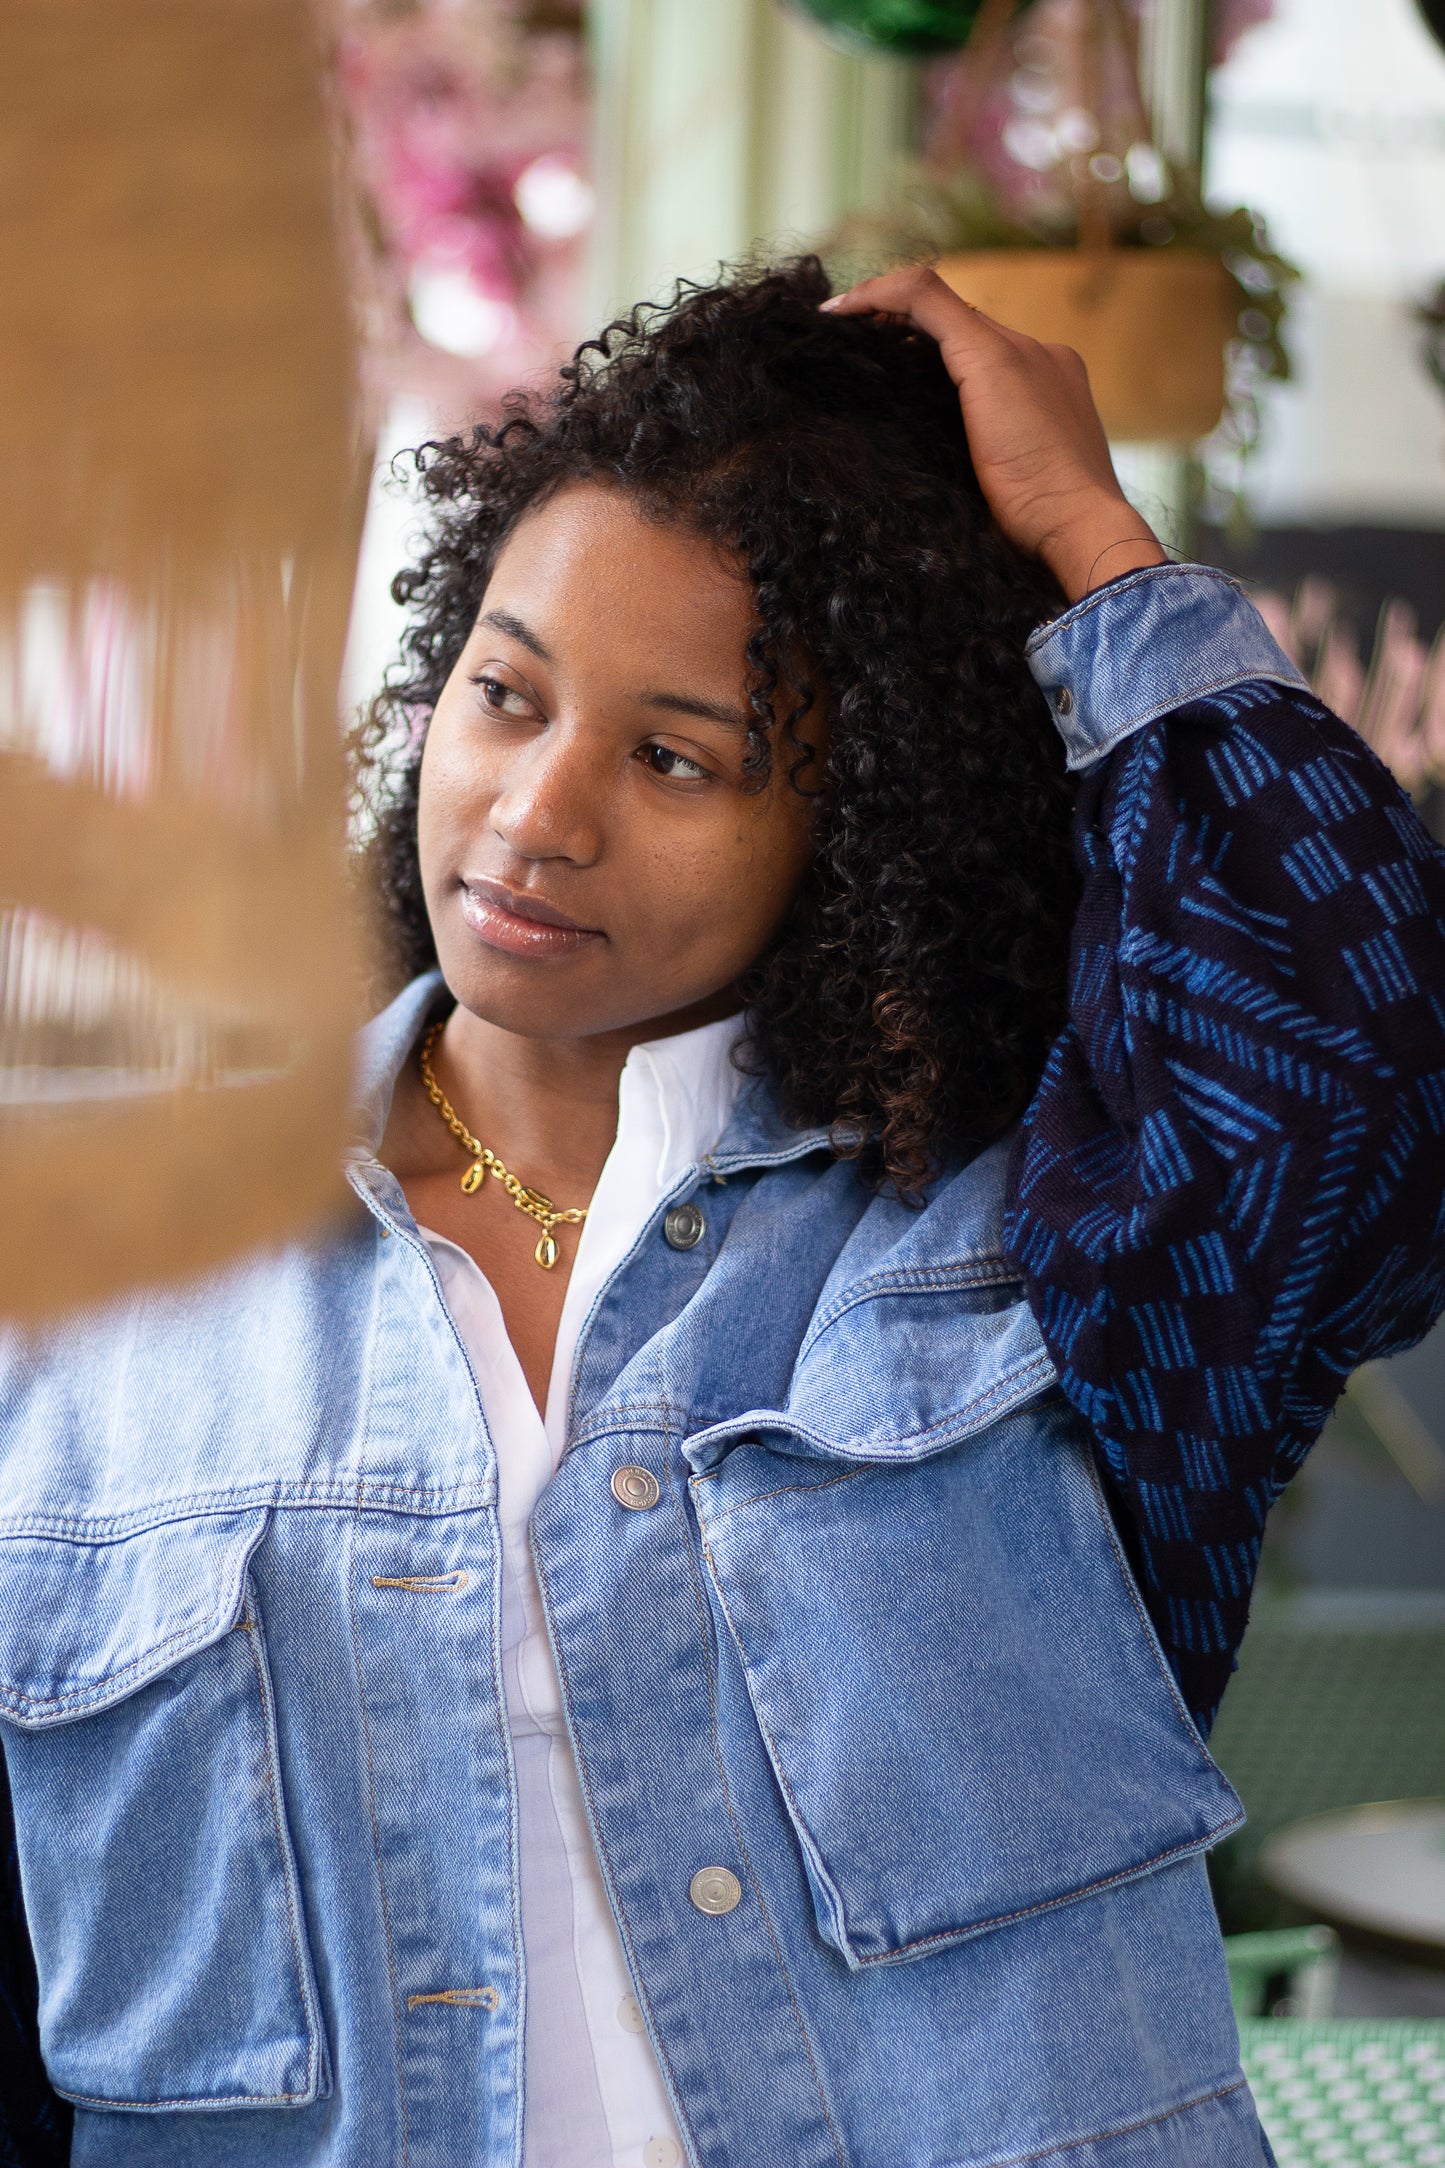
[663,1202,705,1251]
[611,1465,661,1511]
[688,1865,742,1915]
[1054,686,1073,715]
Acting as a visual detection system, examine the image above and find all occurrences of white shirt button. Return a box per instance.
[618,1991,646,2035]
[644,2139,681,2168]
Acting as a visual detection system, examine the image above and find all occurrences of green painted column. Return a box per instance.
[586,0,918,318]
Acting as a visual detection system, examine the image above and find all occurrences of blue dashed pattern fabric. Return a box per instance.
[1005,682,1445,1733]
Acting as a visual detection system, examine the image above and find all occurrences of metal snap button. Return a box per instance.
[688,1865,742,1916]
[663,1201,705,1251]
[611,1465,661,1511]
[1054,686,1073,715]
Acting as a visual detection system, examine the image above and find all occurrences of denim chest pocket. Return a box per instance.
[685,1286,1244,1971]
[0,1508,329,2111]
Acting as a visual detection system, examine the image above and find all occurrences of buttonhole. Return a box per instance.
[406,1986,498,2012]
[371,1570,469,1593]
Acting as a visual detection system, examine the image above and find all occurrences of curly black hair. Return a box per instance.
[352,255,1078,1197]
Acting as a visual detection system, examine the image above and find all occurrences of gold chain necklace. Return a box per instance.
[418,1022,587,1271]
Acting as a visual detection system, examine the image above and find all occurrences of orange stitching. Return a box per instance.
[405,1986,498,2012]
[370,1570,468,1592]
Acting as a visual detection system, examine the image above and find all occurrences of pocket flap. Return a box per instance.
[0,1510,269,1729]
[685,1289,1057,1476]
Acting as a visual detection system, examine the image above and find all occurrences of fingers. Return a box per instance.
[822,265,1022,356]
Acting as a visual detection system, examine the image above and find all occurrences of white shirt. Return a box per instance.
[421,1014,744,2168]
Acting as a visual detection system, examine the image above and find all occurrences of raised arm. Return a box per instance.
[825,269,1445,1728]
[1010,567,1445,1726]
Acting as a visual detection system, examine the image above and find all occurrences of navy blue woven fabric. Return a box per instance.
[1005,681,1445,1734]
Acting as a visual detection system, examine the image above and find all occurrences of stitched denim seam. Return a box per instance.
[243,1587,325,2102]
[533,1433,848,2168]
[1079,1451,1218,1747]
[693,1466,866,1528]
[530,1433,705,2166]
[699,1538,859,1975]
[0,1531,258,1720]
[0,1484,496,1544]
[851,1825,1237,1961]
[958,2075,1251,2168]
[668,1436,851,2168]
[55,2080,321,2110]
[801,1261,1021,1354]
[43,1588,321,2111]
[347,1488,411,2168]
[1024,563,1245,654]
[682,1355,1057,1472]
[1057,672,1310,771]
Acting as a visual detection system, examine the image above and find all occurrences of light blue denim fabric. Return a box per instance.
[0,569,1284,2168]
[1027,561,1309,770]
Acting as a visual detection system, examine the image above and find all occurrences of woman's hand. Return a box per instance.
[821,265,1166,604]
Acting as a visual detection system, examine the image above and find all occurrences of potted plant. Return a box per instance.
[815,0,1297,447]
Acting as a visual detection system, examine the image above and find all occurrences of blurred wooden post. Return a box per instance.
[0,0,364,1321]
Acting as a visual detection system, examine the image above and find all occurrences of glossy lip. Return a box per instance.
[458,875,604,959]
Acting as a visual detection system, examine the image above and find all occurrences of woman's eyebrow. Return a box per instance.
[478,607,554,664]
[641,690,752,731]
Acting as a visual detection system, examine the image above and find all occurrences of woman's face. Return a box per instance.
[417,481,821,1044]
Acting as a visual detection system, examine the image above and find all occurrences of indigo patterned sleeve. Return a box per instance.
[0,1746,70,2165]
[1004,681,1445,1732]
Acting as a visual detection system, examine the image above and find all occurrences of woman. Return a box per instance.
[2,259,1443,2168]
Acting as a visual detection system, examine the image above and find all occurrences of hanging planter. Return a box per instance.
[934,246,1238,442]
[783,0,1023,59]
[823,0,1297,452]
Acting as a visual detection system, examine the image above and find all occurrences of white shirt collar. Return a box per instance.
[617,1011,747,1191]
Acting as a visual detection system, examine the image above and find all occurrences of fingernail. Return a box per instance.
[819,296,843,311]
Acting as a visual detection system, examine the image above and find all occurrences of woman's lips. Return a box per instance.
[458,877,604,959]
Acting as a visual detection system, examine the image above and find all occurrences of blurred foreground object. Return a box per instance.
[338,0,590,426]
[0,0,362,1321]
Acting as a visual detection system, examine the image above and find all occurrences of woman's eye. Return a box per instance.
[640,742,711,783]
[473,675,534,720]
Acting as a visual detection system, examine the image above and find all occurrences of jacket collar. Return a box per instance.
[348,972,833,1177]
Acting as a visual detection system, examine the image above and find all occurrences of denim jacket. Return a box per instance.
[4,569,1444,2168]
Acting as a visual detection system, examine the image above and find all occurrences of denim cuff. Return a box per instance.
[1025,563,1310,773]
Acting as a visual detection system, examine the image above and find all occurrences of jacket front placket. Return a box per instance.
[530,1136,863,2168]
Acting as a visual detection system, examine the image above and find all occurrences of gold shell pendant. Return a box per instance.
[535,1232,559,1270]
[460,1162,484,1195]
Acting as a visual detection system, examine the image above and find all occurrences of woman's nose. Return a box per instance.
[489,727,606,865]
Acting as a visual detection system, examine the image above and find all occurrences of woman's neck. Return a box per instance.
[384,987,741,1203]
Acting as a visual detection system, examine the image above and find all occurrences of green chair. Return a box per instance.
[1240,2019,1445,2166]
[1228,1926,1342,2019]
[1208,1592,1445,1933]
